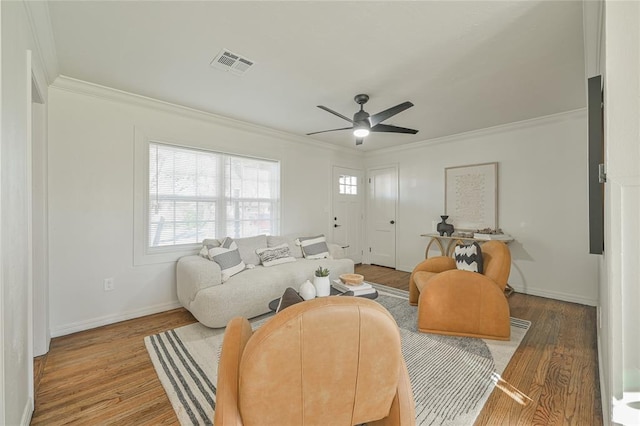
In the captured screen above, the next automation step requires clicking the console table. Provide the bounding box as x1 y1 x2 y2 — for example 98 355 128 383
420 232 514 258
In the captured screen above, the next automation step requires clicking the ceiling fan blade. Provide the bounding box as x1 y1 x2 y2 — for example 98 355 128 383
306 127 353 136
371 123 418 134
369 101 414 127
355 138 364 146
317 105 355 124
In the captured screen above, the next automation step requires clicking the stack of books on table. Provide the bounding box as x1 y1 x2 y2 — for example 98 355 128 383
332 280 376 296
473 233 513 241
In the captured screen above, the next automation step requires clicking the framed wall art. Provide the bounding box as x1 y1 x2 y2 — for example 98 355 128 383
445 162 497 231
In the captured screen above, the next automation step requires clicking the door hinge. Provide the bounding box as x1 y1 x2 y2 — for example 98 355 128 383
598 163 607 183
369 247 371 252
368 178 371 184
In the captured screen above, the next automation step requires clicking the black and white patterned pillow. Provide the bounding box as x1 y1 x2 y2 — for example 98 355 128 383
454 242 484 273
255 244 296 267
296 235 329 259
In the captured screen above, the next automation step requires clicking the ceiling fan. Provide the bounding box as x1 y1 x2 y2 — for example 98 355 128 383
307 94 418 145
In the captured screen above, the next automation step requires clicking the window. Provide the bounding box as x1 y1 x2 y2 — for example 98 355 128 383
148 142 280 249
339 174 358 195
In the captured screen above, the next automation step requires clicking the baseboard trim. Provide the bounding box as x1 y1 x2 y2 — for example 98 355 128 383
50 301 182 338
20 397 33 426
510 285 597 306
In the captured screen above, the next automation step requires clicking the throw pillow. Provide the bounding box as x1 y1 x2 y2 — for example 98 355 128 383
220 237 238 250
255 244 296 267
208 246 246 282
226 235 267 266
454 242 484 273
275 287 304 313
199 238 221 259
267 235 304 258
296 235 330 260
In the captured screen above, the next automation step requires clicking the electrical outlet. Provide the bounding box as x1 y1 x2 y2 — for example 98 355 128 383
103 278 114 291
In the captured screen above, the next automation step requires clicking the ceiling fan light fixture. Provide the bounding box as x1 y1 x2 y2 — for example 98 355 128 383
353 128 370 137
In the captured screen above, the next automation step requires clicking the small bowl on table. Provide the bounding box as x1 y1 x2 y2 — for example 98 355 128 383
339 273 364 286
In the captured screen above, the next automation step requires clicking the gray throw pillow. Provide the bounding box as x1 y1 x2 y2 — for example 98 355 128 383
297 235 329 260
208 246 246 282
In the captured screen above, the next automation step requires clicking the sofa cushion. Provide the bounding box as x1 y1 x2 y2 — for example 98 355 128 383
297 235 329 259
454 242 484 273
227 235 267 266
256 243 297 267
208 247 246 282
267 235 303 258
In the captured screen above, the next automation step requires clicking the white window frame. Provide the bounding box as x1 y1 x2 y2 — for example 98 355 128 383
134 129 281 265
338 174 358 195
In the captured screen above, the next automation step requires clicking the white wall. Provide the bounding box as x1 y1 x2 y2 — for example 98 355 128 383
47 78 363 336
605 2 640 423
364 110 598 305
1 1 53 423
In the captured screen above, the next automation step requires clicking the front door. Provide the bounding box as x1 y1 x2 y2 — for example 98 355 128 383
367 166 397 268
332 167 363 263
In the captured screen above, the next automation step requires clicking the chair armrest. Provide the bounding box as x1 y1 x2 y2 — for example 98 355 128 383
327 243 346 259
413 256 457 274
214 317 253 426
176 255 222 306
409 257 456 304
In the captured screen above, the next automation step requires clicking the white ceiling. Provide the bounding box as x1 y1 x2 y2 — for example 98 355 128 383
47 1 587 151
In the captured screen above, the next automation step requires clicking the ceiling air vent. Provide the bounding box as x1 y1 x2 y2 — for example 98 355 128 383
210 49 255 75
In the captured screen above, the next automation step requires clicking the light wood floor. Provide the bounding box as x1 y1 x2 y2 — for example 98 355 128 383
32 265 602 425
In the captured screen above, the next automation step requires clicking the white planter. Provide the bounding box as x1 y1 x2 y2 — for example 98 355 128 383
313 276 331 297
299 280 316 300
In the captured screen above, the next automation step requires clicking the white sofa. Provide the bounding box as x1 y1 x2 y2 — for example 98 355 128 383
177 234 355 328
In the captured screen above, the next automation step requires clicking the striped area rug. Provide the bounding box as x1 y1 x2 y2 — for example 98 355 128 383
145 284 530 425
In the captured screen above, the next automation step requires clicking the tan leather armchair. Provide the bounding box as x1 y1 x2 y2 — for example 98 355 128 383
215 297 416 426
409 241 512 341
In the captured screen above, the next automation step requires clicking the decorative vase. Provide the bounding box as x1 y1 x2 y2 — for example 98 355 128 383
313 276 331 297
299 280 316 300
437 215 454 236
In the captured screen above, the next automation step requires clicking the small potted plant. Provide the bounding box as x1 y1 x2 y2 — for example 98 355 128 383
313 266 331 297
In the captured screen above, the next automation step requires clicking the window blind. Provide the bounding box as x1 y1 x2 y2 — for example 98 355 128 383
148 142 280 248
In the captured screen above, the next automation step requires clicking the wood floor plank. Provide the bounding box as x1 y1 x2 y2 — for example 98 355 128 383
31 265 602 425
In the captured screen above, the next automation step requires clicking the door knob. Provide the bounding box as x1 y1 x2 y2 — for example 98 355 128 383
390 220 395 224
334 224 342 228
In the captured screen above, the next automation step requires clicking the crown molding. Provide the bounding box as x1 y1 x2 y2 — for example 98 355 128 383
50 76 361 155
364 108 587 157
23 0 59 85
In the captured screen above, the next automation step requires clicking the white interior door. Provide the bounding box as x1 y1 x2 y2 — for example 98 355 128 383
332 167 363 263
367 166 398 268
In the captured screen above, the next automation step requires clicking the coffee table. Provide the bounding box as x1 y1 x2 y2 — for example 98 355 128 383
268 285 378 312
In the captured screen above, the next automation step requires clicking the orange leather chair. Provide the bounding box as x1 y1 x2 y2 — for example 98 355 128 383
409 240 511 341
215 297 416 426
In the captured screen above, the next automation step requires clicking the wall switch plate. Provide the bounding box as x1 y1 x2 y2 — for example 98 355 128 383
103 278 114 291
